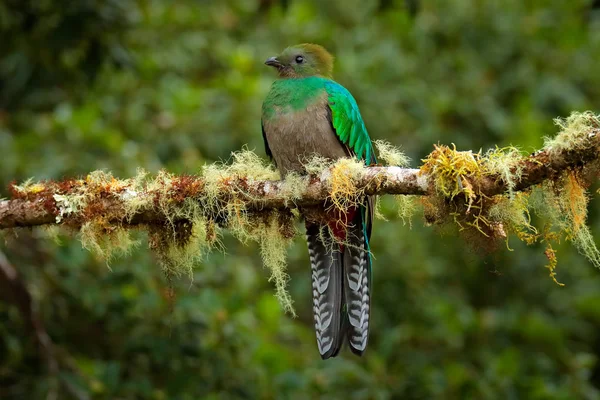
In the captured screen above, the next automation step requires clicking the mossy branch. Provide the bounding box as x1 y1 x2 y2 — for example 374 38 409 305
2 128 599 229
0 166 427 230
1 112 600 313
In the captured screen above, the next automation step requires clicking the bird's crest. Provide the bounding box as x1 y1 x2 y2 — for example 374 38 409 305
293 43 334 77
266 43 335 78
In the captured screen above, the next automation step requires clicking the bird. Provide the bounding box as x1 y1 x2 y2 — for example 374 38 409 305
261 44 376 359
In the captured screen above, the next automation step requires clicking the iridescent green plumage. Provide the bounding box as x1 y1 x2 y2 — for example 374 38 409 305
262 77 375 166
325 80 376 165
261 44 375 358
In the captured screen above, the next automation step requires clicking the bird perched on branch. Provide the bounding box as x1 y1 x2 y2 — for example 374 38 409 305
261 44 376 359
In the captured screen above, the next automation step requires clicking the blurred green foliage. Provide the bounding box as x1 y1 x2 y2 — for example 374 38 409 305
2 0 600 398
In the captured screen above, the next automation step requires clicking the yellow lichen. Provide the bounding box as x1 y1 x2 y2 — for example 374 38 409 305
421 142 556 264
11 178 40 194
329 158 366 213
422 143 525 202
421 144 483 201
544 244 564 286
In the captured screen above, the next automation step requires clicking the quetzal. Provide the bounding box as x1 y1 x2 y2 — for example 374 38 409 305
261 44 376 359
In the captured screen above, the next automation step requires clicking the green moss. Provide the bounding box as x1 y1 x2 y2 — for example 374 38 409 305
257 213 296 316
160 217 211 279
545 111 600 155
395 196 417 227
191 151 299 313
122 168 153 222
374 140 411 167
202 148 280 212
202 148 279 189
488 193 537 248
226 208 296 314
280 172 308 204
53 193 87 223
227 148 281 181
303 155 333 175
553 173 600 268
373 140 416 225
41 225 64 245
80 221 139 266
484 146 524 198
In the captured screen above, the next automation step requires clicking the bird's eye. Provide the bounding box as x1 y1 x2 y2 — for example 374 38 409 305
295 55 304 63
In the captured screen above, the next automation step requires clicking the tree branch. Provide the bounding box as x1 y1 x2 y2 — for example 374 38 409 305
0 129 600 229
1 115 599 231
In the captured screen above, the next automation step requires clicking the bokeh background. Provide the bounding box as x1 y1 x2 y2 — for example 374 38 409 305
2 0 600 398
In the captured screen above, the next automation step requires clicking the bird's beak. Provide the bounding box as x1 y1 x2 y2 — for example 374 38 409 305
265 56 282 68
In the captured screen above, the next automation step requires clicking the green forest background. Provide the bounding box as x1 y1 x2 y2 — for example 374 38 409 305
2 0 600 398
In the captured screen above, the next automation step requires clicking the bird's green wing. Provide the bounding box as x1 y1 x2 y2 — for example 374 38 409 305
325 80 376 165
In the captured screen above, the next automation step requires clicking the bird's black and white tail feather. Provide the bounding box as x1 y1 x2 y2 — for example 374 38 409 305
343 212 371 355
306 224 344 359
306 203 372 359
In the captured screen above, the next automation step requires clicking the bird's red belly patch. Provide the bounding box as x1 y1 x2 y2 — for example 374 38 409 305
327 206 357 245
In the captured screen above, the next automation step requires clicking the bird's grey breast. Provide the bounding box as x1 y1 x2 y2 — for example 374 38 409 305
262 94 347 175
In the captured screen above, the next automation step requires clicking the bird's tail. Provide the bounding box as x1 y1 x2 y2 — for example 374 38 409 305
306 197 373 359
306 223 344 359
343 201 372 355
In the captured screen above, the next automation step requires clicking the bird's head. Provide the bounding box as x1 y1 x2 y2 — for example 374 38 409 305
265 43 334 78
